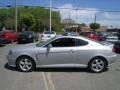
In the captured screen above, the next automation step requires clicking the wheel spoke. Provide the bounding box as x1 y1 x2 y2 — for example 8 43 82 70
95 66 99 70
20 61 25 65
24 59 29 64
20 64 26 69
98 61 104 65
26 65 32 70
92 63 97 67
98 64 103 69
95 59 99 63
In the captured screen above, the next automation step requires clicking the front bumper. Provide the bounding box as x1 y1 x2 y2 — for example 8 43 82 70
41 37 50 42
7 55 16 67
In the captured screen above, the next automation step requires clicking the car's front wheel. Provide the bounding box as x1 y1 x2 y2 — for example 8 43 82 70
16 56 35 72
88 58 107 73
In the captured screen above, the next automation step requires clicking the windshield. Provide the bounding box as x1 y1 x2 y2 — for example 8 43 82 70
21 31 33 35
36 37 56 47
44 31 55 34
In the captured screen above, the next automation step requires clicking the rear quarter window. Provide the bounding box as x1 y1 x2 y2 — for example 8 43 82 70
75 39 88 46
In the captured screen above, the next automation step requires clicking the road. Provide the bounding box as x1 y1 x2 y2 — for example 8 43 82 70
0 44 120 90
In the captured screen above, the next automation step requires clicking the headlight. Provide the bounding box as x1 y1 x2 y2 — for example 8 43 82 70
28 35 32 38
8 50 13 55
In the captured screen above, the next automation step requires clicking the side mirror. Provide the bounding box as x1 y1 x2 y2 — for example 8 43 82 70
46 44 52 57
47 44 52 53
48 44 52 48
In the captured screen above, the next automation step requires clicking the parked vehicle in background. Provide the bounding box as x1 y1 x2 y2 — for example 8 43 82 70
86 32 104 41
0 31 19 43
99 32 111 39
0 37 7 45
18 31 38 44
105 35 119 43
41 31 56 41
7 36 116 73
63 32 79 36
113 41 120 54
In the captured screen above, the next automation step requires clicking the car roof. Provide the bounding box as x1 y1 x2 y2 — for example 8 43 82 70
55 35 93 42
39 35 102 47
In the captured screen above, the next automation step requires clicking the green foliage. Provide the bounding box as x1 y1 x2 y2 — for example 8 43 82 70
20 13 35 31
90 23 100 31
0 7 61 32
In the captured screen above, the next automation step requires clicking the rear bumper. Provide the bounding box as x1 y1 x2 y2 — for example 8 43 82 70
107 54 117 65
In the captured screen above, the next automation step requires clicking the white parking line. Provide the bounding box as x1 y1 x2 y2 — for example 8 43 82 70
42 72 55 90
47 72 55 90
42 72 49 90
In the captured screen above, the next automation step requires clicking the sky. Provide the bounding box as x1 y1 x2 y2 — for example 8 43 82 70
0 0 120 27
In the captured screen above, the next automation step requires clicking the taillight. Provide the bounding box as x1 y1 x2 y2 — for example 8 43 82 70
5 35 9 38
112 47 116 53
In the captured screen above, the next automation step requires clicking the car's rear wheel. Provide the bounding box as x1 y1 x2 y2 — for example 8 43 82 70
88 58 107 73
17 56 35 72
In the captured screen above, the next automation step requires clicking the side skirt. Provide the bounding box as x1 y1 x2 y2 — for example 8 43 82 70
36 64 87 68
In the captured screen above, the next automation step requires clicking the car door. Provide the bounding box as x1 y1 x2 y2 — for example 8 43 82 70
37 37 78 65
75 38 89 65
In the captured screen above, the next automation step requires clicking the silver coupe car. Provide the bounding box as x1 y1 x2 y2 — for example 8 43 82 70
7 36 116 73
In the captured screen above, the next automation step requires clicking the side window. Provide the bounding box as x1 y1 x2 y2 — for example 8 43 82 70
75 39 88 46
50 38 75 47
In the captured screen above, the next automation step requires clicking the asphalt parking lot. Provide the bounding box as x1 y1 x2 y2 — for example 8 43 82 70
0 43 120 90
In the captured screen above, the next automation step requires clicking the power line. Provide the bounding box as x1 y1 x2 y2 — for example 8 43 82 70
1 5 120 13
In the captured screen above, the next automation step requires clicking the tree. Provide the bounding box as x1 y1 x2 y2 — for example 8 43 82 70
0 7 61 32
0 10 8 30
34 19 44 32
19 13 35 31
90 23 100 32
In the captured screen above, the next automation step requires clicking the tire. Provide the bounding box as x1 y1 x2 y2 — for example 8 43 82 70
88 58 107 73
16 56 35 72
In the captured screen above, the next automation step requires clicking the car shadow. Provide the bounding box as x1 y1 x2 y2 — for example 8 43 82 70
0 45 6 47
34 68 89 73
4 63 18 72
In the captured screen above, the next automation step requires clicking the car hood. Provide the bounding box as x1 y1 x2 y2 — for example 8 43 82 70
43 34 56 36
11 43 37 51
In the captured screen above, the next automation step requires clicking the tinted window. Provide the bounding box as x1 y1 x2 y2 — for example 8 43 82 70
50 38 75 47
75 39 88 46
22 31 33 35
0 32 5 38
44 31 55 34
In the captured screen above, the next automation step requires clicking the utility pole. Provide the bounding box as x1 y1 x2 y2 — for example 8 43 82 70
50 0 52 32
94 13 96 33
15 0 17 32
75 8 78 33
94 13 96 24
69 13 71 26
